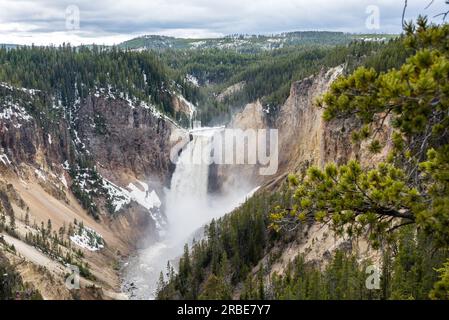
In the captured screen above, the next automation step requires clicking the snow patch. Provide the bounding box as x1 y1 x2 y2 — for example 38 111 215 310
127 181 162 211
102 179 132 212
176 94 196 118
185 74 199 87
0 153 11 166
70 226 104 251
189 40 206 48
62 160 70 170
0 82 40 95
59 173 68 189
103 179 161 212
102 178 165 231
34 169 47 181
0 102 33 122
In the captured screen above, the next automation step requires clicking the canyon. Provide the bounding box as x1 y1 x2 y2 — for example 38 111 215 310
0 61 390 300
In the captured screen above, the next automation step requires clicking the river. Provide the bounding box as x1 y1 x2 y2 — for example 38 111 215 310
121 127 257 299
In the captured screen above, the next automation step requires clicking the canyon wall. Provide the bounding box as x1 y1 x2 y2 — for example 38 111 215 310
228 66 392 289
0 84 180 298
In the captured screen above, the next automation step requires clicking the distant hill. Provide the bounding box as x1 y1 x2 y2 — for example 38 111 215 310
119 31 398 53
0 44 21 50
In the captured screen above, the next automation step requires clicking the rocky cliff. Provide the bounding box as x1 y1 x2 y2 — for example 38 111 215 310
230 65 391 184
0 83 185 299
227 66 391 288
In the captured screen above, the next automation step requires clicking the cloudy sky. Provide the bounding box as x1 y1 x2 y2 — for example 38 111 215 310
0 0 447 45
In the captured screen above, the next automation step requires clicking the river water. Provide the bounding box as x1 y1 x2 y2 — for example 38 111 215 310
122 127 257 299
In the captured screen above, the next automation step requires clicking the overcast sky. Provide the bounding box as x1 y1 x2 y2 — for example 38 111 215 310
0 0 447 45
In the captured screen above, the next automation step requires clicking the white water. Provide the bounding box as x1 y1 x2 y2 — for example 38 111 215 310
122 127 256 299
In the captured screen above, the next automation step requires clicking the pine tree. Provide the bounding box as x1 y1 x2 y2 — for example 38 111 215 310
40 221 45 239
24 209 30 226
431 261 449 300
9 212 15 230
47 219 52 237
0 214 5 229
59 224 66 242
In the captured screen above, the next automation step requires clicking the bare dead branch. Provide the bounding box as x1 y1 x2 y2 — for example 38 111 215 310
402 0 408 28
432 0 449 20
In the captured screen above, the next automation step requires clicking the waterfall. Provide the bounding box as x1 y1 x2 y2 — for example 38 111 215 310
166 128 217 243
122 127 256 299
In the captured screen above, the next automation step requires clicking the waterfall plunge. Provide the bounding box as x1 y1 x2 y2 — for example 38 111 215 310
122 127 256 299
165 129 215 243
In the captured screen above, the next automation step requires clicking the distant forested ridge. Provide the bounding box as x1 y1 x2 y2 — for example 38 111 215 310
119 31 396 53
120 31 400 125
0 33 402 126
160 38 407 125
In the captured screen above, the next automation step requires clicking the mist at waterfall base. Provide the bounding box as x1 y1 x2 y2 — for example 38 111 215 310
122 128 258 299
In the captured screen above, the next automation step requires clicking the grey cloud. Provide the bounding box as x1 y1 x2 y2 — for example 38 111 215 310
0 0 447 45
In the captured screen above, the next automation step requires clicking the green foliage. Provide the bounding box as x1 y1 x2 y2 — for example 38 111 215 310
431 259 449 300
157 221 448 300
266 19 449 299
199 274 232 300
161 48 259 86
267 251 375 300
156 191 282 299
68 164 104 219
241 226 448 300
362 37 411 72
419 145 449 245
227 42 383 113
385 227 449 300
271 161 421 248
